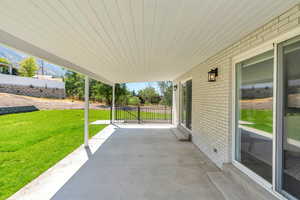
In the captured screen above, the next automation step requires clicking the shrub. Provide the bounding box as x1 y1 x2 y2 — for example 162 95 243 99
128 96 140 105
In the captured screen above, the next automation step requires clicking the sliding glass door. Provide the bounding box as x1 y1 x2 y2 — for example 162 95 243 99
234 34 300 199
180 80 192 130
235 50 274 183
277 37 300 199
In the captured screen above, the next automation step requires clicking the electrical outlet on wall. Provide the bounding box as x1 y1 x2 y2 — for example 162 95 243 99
213 148 218 153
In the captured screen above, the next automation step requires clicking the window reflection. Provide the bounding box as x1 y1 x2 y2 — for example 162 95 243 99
180 80 192 129
282 39 300 199
236 50 274 183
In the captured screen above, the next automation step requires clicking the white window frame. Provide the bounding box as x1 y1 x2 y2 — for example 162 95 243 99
231 26 300 200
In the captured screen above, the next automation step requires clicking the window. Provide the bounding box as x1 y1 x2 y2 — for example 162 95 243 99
180 79 192 130
234 34 300 200
235 50 274 183
277 36 300 199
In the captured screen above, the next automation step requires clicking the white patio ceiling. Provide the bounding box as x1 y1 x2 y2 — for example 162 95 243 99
0 0 298 85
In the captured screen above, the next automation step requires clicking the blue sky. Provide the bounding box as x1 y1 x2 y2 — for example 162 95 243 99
126 82 160 93
0 45 66 76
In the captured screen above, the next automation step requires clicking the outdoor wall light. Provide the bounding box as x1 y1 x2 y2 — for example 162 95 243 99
208 68 218 82
173 84 178 91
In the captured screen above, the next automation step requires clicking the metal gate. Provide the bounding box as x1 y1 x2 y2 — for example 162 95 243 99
113 105 172 124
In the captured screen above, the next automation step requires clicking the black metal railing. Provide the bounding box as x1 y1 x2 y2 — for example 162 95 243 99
113 105 172 124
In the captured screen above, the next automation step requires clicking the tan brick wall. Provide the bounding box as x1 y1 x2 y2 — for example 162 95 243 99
174 4 300 168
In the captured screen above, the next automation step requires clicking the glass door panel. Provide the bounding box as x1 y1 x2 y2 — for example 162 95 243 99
186 80 192 129
180 80 192 129
280 38 300 199
180 82 186 125
235 50 274 183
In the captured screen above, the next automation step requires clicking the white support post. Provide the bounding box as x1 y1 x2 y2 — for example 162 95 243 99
84 76 89 147
172 82 177 125
112 84 115 123
9 65 12 75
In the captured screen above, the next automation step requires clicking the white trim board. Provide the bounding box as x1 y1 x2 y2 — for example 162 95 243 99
180 77 192 84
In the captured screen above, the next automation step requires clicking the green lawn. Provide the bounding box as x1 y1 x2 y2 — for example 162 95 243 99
241 109 273 133
0 109 110 200
241 109 300 141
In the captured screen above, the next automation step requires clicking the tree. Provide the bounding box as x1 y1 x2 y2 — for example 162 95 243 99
116 83 130 105
128 96 140 105
89 79 106 102
138 86 160 104
18 57 39 77
64 70 130 105
64 71 85 100
97 83 129 105
158 81 173 106
0 57 10 65
131 90 136 96
0 57 11 74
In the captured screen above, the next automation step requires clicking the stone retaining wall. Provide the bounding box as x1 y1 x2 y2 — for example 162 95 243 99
242 87 273 99
0 84 65 99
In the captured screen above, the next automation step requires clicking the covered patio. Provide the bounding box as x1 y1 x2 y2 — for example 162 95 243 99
52 125 222 200
8 124 274 200
1 0 300 199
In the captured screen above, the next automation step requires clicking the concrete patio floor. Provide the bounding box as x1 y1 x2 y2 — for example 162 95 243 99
50 124 224 200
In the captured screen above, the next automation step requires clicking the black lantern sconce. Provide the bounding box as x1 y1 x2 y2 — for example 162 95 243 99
173 84 178 91
208 68 218 82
